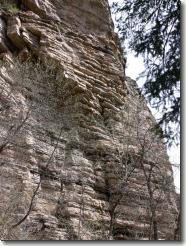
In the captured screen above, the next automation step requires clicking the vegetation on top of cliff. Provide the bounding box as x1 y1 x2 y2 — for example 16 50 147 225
0 0 19 14
112 0 180 146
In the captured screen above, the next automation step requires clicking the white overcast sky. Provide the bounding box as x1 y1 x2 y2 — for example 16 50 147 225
108 0 180 193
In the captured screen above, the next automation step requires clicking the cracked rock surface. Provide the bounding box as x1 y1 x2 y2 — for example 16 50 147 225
0 0 179 240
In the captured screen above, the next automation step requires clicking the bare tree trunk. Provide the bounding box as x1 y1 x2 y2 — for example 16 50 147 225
77 182 85 240
174 211 180 240
108 210 115 240
153 219 158 240
12 127 63 228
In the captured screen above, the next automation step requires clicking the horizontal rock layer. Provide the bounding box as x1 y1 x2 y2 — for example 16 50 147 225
0 0 178 240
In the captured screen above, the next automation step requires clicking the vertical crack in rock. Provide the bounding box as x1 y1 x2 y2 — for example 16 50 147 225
0 0 179 241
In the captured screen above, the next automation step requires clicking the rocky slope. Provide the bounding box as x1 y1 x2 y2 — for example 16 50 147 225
0 0 179 240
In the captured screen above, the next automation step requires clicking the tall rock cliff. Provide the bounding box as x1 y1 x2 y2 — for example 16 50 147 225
0 0 179 240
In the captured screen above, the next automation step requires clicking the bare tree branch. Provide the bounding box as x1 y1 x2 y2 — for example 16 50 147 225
12 127 63 228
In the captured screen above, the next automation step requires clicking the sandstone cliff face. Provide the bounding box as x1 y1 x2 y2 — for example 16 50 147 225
0 0 178 240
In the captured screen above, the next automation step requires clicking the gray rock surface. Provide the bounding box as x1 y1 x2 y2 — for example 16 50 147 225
0 0 179 240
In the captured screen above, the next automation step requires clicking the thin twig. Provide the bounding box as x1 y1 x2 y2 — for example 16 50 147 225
12 127 63 228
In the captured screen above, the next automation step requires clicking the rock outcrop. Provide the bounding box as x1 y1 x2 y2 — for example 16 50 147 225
0 0 179 240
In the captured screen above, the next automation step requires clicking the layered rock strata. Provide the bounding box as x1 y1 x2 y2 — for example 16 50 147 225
0 0 179 240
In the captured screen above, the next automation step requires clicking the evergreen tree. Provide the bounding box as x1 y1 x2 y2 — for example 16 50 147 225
112 0 181 145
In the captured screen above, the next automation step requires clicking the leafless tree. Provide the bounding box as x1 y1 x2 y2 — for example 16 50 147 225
0 57 63 239
174 210 180 240
104 100 139 239
77 178 86 240
105 89 179 240
133 101 178 240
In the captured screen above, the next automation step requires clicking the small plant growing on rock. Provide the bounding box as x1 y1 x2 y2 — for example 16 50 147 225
0 1 19 14
7 3 19 14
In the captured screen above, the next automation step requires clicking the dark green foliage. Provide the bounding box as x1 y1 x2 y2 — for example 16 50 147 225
112 0 180 145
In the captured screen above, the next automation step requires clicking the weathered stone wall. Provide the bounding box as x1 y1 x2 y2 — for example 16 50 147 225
0 0 178 240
